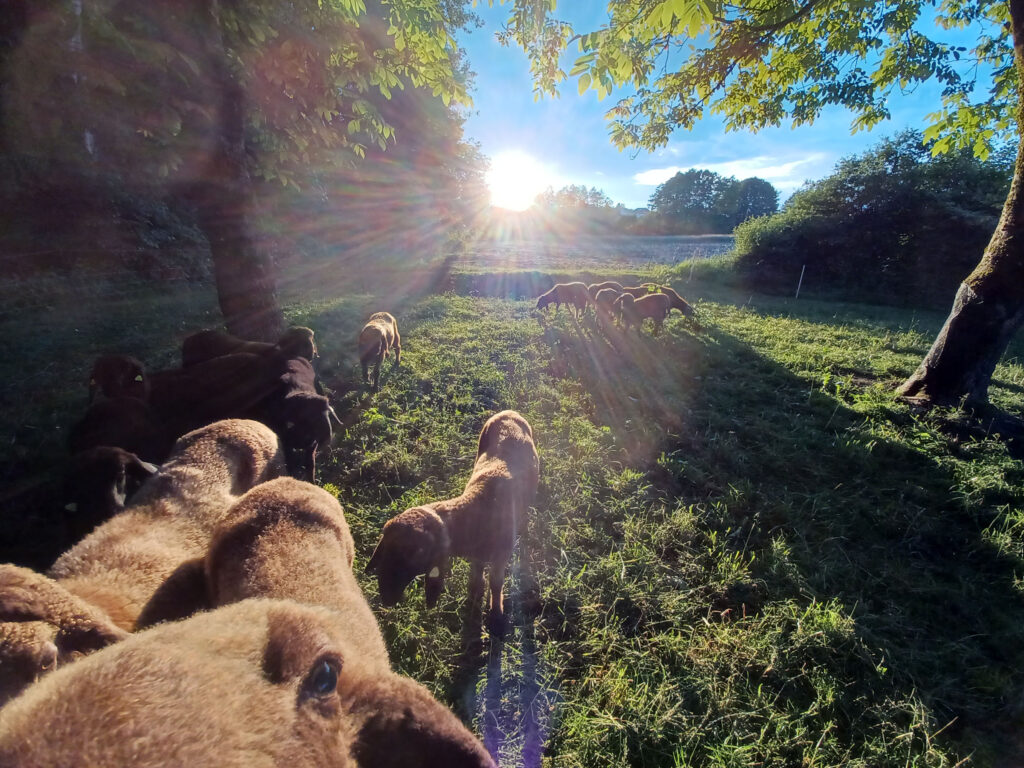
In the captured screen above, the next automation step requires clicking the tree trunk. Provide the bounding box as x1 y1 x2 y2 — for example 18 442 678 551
897 0 1024 405
183 0 282 342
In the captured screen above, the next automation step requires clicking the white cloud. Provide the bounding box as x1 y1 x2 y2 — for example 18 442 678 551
632 153 829 189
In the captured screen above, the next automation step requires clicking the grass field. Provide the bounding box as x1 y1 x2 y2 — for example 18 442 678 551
2 264 1023 766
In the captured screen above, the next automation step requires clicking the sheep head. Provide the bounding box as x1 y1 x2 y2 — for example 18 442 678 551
0 600 495 768
366 507 450 608
88 354 148 403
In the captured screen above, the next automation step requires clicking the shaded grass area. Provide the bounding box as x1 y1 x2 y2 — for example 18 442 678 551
2 272 1023 766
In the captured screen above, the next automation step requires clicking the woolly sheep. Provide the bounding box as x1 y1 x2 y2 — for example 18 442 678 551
62 446 159 541
535 282 589 318
367 410 539 635
0 599 496 768
586 281 623 300
358 312 401 391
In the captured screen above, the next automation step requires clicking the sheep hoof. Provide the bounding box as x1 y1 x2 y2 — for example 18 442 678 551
485 609 507 638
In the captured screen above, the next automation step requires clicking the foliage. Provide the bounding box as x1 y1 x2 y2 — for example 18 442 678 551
498 0 1016 159
733 130 1012 306
536 184 615 209
646 169 778 234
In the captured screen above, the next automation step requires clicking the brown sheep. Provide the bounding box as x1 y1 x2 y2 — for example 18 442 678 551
615 292 674 333
620 282 661 299
0 599 496 768
205 478 388 666
593 287 621 320
659 285 701 328
358 312 401 391
0 420 286 702
535 282 590 318
367 410 539 635
88 354 148 403
587 281 624 300
68 395 171 462
181 326 318 367
0 621 57 704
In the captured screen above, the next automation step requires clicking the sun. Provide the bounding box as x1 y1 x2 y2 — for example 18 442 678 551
486 151 554 211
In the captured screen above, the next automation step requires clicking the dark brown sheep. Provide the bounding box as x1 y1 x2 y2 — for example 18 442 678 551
181 326 318 367
62 447 159 541
0 599 496 768
535 282 590 318
367 410 539 634
659 285 701 328
0 420 286 703
205 478 388 665
358 312 401 391
87 354 148 403
68 395 172 462
587 281 624 299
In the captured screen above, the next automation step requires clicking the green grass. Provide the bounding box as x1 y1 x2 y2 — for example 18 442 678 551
3 273 1024 766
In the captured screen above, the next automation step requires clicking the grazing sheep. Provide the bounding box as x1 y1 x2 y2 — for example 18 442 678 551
587 281 623 300
620 282 661 299
63 447 159 541
367 410 539 634
593 287 621 320
0 599 496 768
87 354 148 403
615 292 673 333
205 478 388 665
181 326 318 367
535 282 590 318
659 285 701 328
358 312 401 391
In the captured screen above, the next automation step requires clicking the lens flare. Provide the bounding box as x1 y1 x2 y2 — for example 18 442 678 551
486 151 554 211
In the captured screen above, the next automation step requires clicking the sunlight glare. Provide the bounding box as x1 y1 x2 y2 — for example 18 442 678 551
486 151 554 211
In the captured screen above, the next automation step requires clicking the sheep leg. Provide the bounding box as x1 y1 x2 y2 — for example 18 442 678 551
373 348 384 391
393 334 402 366
485 562 507 637
467 560 486 608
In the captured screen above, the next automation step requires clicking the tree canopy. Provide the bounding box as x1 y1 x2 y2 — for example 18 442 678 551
498 0 1015 158
647 169 778 233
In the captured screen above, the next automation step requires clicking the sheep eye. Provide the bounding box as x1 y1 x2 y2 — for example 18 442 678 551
307 658 340 696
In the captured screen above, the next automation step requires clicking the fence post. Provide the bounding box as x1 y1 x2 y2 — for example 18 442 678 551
795 264 806 299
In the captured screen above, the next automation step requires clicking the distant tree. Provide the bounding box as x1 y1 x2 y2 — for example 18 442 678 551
538 184 614 209
648 169 745 233
501 0 1024 406
732 178 779 226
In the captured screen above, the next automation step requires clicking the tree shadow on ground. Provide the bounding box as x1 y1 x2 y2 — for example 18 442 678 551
536 309 1024 761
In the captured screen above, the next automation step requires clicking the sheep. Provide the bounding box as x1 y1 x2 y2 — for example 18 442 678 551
593 287 621 320
535 282 590 318
366 410 539 635
62 447 159 541
48 419 285 631
181 326 318 367
87 354 148 403
0 621 57 705
358 312 401 391
0 599 496 768
620 282 661 299
587 280 623 300
205 478 388 665
659 285 702 328
615 292 673 333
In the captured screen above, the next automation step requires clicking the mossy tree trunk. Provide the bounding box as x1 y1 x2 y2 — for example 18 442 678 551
183 0 282 342
897 0 1024 405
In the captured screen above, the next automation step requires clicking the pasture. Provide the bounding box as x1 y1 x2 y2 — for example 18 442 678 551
2 257 1023 766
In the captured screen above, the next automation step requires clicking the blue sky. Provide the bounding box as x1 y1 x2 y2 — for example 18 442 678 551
456 4 982 209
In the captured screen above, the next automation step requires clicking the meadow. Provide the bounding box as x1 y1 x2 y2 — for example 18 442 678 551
1 254 1023 767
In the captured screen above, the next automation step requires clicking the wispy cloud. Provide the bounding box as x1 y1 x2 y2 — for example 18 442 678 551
633 153 829 190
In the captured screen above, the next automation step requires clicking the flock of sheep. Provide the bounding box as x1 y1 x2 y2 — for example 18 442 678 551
0 306 548 767
0 280 690 765
535 280 700 333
